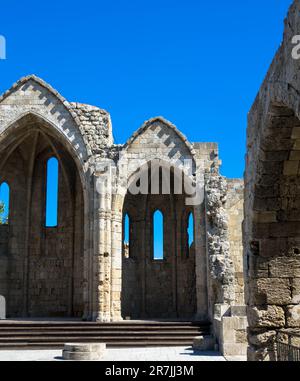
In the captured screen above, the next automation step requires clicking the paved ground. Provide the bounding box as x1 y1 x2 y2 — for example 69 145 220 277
0 347 229 361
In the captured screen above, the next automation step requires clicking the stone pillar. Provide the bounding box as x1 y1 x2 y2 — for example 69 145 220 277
110 193 124 321
91 163 112 322
194 202 208 320
82 183 93 321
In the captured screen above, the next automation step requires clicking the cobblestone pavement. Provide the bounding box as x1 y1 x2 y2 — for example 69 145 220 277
0 347 227 361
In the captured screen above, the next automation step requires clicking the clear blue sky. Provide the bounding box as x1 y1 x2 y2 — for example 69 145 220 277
0 0 293 179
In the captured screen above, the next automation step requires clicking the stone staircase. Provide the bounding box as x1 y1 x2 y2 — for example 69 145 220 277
0 321 211 349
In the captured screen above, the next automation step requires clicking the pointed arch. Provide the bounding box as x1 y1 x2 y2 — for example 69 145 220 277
0 75 81 127
0 76 90 163
0 110 90 318
123 117 196 167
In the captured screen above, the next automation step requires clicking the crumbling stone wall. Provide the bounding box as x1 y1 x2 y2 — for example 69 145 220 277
205 170 235 309
70 103 113 154
205 167 246 356
245 0 300 361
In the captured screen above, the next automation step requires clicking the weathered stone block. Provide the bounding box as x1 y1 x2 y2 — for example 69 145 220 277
269 257 300 278
292 278 300 304
260 238 287 258
247 346 276 361
248 256 269 277
250 278 291 305
286 305 300 327
248 306 285 328
231 305 247 316
283 161 299 176
236 329 247 344
289 150 300 161
193 336 215 351
248 329 276 346
222 343 247 356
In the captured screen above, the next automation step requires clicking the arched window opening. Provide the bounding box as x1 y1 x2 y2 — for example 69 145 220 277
0 182 10 225
153 210 164 260
123 213 131 258
187 212 194 257
45 157 59 228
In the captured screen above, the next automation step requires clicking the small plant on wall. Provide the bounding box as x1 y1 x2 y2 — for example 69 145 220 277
0 201 4 225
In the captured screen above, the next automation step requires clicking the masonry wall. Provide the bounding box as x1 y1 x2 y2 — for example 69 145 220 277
0 227 8 297
226 179 245 305
0 126 85 317
244 0 300 361
122 177 196 320
2 148 27 316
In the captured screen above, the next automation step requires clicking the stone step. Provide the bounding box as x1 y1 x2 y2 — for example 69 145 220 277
0 335 203 341
0 330 207 336
0 342 197 349
0 321 209 327
0 325 208 330
0 321 211 348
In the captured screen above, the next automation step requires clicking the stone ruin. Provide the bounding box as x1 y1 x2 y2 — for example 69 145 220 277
2 0 300 361
0 75 246 356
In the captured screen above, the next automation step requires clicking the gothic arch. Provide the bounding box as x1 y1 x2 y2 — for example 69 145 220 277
123 117 196 170
0 111 91 318
0 75 90 164
121 158 198 320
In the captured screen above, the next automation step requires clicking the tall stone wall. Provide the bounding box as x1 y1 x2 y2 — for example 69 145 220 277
244 0 300 361
226 179 245 305
0 227 8 298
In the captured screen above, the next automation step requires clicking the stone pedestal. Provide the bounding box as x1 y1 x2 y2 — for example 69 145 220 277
62 343 106 361
213 304 248 356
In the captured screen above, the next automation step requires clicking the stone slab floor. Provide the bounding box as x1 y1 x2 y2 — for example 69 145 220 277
0 347 240 361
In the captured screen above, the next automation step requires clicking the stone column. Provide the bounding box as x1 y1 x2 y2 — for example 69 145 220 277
110 193 124 321
82 183 92 320
91 162 112 322
194 202 208 320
